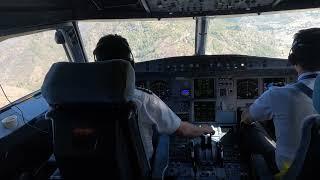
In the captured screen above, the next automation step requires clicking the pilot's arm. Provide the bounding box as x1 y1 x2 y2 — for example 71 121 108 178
241 90 273 124
175 121 214 137
144 92 214 137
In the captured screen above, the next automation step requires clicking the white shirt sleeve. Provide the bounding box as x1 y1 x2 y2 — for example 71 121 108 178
249 89 273 122
142 93 181 134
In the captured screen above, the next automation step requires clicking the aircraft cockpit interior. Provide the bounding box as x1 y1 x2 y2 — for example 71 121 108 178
134 55 296 179
1 0 320 180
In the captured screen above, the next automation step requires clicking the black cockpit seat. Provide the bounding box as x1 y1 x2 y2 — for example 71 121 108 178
282 76 320 180
41 60 150 180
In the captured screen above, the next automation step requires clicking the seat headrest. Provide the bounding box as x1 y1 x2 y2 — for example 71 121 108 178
41 60 135 105
313 76 320 113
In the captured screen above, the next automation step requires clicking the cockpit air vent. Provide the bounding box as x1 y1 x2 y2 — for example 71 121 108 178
144 0 274 13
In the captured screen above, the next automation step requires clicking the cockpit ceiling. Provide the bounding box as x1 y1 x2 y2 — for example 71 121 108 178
146 0 274 13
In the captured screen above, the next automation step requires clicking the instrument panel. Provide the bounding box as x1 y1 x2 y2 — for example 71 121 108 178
135 55 296 125
136 55 295 179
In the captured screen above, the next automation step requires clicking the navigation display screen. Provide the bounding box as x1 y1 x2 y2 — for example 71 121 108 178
236 79 259 99
194 101 215 122
263 78 286 91
194 79 215 99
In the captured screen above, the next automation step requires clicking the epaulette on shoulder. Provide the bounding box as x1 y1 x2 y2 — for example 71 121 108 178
136 87 153 94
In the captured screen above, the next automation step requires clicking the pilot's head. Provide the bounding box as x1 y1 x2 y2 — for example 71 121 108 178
93 34 134 68
289 28 320 72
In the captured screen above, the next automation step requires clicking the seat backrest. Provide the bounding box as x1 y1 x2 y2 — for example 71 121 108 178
41 60 150 180
284 76 320 180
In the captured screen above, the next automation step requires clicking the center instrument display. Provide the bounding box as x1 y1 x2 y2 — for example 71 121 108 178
194 79 215 99
194 101 216 122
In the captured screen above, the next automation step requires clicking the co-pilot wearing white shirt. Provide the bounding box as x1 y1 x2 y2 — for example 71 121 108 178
93 34 215 160
241 28 320 173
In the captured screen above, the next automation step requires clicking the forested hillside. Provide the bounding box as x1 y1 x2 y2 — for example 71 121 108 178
78 20 195 61
206 10 320 58
0 31 67 107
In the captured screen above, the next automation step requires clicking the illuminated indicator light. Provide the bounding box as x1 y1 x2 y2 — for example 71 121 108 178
241 63 245 67
181 89 190 96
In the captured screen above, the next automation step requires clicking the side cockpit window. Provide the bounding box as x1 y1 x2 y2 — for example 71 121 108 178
0 30 68 108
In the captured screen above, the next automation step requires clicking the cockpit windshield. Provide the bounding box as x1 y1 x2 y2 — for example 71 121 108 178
206 9 320 58
78 19 195 62
78 8 320 62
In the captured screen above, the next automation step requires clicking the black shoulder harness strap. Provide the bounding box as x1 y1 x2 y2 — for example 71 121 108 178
136 87 153 94
294 82 313 99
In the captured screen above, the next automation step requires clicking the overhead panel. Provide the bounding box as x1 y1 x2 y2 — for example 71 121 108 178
0 0 68 9
89 0 139 9
145 0 274 14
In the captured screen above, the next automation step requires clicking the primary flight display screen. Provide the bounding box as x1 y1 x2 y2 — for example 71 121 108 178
194 79 215 99
194 101 215 122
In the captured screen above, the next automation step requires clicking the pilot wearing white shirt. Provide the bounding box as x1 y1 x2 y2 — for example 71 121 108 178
93 34 214 160
241 28 320 173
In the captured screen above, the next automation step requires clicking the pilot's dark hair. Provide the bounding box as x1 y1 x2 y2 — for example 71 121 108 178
288 28 320 71
93 34 134 67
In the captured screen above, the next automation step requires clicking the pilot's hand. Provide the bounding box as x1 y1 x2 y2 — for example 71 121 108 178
241 109 253 125
200 124 215 135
